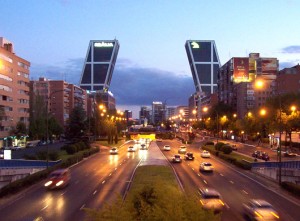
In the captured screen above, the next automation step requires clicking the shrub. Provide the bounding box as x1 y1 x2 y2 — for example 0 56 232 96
218 153 236 164
281 182 300 197
65 144 77 155
215 142 225 151
221 145 233 154
234 160 252 170
205 141 214 146
48 151 59 161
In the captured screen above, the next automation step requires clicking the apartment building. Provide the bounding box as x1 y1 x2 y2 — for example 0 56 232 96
0 37 30 144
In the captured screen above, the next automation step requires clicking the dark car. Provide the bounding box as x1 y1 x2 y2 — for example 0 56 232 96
261 152 270 161
252 150 262 158
184 152 194 160
171 154 182 163
284 151 297 157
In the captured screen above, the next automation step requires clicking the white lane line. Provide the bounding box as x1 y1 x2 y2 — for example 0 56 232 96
41 205 48 211
197 173 201 177
109 173 112 176
192 168 195 171
60 191 67 196
75 180 79 184
93 190 97 195
102 180 106 184
242 190 248 195
80 204 85 210
115 168 117 170
120 163 122 166
203 180 207 184
220 173 224 176
230 180 234 184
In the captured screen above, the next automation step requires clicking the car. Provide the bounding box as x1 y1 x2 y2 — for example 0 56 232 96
199 162 214 172
230 144 238 151
0 150 4 159
171 154 182 163
109 147 118 154
243 199 280 221
201 150 211 158
26 143 35 148
284 151 297 157
163 145 171 151
184 152 194 160
44 169 71 189
261 152 270 161
140 144 148 150
178 146 187 154
127 146 136 152
199 188 225 213
252 150 262 158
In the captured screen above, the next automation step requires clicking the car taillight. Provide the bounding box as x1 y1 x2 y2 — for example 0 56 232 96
56 180 64 186
44 181 53 187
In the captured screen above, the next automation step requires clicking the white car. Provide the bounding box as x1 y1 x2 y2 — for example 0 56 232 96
199 162 214 172
243 199 280 220
109 147 118 154
199 188 225 213
127 146 136 152
178 146 187 154
201 150 210 158
163 145 171 151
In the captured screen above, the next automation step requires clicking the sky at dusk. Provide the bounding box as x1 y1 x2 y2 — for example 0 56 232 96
1 0 300 118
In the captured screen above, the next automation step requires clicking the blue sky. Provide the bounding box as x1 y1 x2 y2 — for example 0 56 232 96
1 0 300 117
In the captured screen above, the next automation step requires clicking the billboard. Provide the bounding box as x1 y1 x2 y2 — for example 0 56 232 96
261 58 278 74
233 58 250 83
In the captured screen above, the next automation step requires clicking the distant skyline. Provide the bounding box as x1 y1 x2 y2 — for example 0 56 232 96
1 0 300 118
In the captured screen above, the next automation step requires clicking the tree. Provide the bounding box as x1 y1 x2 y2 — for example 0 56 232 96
10 121 27 138
65 106 87 140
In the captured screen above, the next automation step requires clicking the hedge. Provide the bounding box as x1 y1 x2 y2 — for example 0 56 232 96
281 182 300 197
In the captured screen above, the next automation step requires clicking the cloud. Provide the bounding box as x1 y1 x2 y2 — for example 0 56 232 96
30 57 195 106
281 45 300 53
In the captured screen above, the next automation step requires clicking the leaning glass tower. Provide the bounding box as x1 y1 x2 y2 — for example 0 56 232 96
80 40 120 92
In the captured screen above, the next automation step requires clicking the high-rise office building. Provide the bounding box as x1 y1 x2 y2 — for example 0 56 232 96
0 37 30 144
80 40 120 92
185 40 221 95
152 102 165 125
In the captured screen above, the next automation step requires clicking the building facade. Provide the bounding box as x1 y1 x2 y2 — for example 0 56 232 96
152 102 165 125
277 64 300 94
0 37 30 144
218 53 278 118
139 106 151 125
79 40 120 92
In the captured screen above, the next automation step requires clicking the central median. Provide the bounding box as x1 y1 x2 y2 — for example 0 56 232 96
85 165 220 221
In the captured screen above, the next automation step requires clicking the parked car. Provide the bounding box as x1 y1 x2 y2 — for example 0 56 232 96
243 199 279 220
230 144 238 151
11 145 22 151
178 146 187 154
44 169 71 190
284 151 297 157
199 162 214 172
252 150 262 158
109 147 118 154
261 152 270 161
199 188 225 213
201 150 211 158
172 154 182 163
163 145 171 151
184 152 194 160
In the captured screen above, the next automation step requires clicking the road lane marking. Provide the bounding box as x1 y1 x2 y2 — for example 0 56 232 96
80 204 85 210
197 173 201 177
115 168 117 170
230 181 234 184
93 190 97 195
120 163 122 166
60 191 67 196
102 180 105 184
109 173 112 176
220 173 224 176
41 205 48 211
203 180 207 184
192 168 194 171
75 180 79 184
242 190 248 194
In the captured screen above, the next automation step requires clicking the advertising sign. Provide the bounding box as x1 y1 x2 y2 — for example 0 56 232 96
233 58 249 83
261 58 278 74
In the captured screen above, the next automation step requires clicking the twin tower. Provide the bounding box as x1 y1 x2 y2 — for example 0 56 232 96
79 40 221 97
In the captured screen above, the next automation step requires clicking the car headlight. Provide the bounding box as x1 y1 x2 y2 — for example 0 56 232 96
44 181 53 187
56 180 64 186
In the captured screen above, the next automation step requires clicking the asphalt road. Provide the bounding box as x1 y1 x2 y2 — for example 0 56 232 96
0 141 142 221
156 138 300 221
